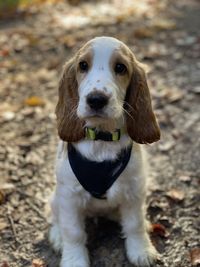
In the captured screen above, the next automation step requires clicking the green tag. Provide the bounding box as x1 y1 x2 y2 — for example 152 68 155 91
112 131 119 141
86 128 96 140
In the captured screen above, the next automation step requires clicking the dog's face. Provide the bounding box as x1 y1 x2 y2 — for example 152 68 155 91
56 37 160 143
76 38 132 122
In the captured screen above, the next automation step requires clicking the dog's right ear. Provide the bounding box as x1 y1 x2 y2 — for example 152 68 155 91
55 58 85 142
125 60 160 144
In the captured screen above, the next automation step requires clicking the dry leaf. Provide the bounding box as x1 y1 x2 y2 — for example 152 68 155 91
0 191 5 205
166 189 185 202
0 183 15 202
192 86 200 94
158 141 175 152
179 175 191 182
152 19 176 30
159 87 184 103
0 1 19 19
0 49 10 57
166 90 184 103
134 27 155 38
0 220 7 231
14 73 28 85
36 68 56 82
0 261 10 267
0 183 15 190
116 14 127 23
0 111 15 122
32 259 46 267
24 96 45 107
190 248 200 266
150 223 169 238
62 36 77 48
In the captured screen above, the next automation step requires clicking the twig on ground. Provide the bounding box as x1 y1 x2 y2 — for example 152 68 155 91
28 201 45 220
7 214 18 243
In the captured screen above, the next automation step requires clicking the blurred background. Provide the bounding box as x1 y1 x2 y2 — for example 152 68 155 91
0 0 200 266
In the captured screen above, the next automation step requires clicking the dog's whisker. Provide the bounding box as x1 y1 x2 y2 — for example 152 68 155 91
122 107 134 121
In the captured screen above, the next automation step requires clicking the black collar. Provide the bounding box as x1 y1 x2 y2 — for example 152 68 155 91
68 143 132 199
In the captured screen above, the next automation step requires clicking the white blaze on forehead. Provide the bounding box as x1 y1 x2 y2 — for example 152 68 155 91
91 37 121 72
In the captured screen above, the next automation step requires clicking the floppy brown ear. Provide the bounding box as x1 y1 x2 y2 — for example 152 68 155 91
125 61 160 144
55 58 85 142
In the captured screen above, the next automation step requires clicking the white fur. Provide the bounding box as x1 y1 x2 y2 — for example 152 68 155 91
50 37 157 267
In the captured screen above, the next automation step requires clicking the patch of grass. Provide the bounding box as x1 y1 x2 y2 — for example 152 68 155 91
0 0 62 19
0 0 20 10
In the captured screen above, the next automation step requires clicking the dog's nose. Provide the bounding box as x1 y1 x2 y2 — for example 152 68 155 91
87 93 108 111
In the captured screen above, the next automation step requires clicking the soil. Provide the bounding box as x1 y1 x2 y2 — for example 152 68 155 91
0 0 199 266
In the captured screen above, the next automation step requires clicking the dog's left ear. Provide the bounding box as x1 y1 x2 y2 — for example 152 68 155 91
125 60 160 144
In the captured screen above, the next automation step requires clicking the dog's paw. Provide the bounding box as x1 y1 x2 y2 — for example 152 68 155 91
49 224 62 252
125 236 158 267
60 245 89 267
60 259 89 267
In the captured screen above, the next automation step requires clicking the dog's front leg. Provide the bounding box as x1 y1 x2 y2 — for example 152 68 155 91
59 195 89 267
120 201 157 267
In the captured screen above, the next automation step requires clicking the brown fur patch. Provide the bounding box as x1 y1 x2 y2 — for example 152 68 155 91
125 59 160 144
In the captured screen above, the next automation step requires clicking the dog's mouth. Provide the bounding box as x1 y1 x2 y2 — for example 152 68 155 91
82 112 113 128
83 110 109 120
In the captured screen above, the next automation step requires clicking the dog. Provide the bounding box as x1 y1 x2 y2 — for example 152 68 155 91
49 36 160 267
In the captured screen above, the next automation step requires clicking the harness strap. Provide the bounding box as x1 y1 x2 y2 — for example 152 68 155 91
68 143 132 199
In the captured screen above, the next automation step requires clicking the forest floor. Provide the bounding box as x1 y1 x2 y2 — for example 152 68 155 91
0 0 200 266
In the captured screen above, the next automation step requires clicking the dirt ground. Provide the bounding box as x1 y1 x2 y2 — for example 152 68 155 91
0 0 199 266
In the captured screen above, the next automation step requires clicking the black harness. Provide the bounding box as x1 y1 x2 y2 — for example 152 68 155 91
68 143 132 199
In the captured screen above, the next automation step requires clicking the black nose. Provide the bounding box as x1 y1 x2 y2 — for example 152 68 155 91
87 93 108 111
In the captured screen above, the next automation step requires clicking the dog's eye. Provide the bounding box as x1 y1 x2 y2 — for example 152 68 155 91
114 63 127 75
79 61 89 72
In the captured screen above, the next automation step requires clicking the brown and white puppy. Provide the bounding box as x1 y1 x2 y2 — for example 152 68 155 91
50 36 160 267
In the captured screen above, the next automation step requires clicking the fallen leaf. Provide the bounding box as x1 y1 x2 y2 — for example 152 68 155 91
0 221 8 231
152 19 176 30
0 183 15 191
192 86 200 94
176 36 197 46
0 111 15 122
68 0 82 5
0 191 5 205
0 1 19 19
171 129 182 139
179 175 191 183
36 68 56 82
190 248 200 266
32 259 47 267
62 36 77 48
0 103 18 113
0 49 10 57
116 14 128 23
166 189 185 202
14 73 28 85
158 141 175 152
134 27 155 38
166 90 184 103
24 96 45 107
0 261 10 267
150 223 169 238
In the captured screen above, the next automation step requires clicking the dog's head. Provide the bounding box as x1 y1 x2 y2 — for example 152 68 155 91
56 36 160 143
